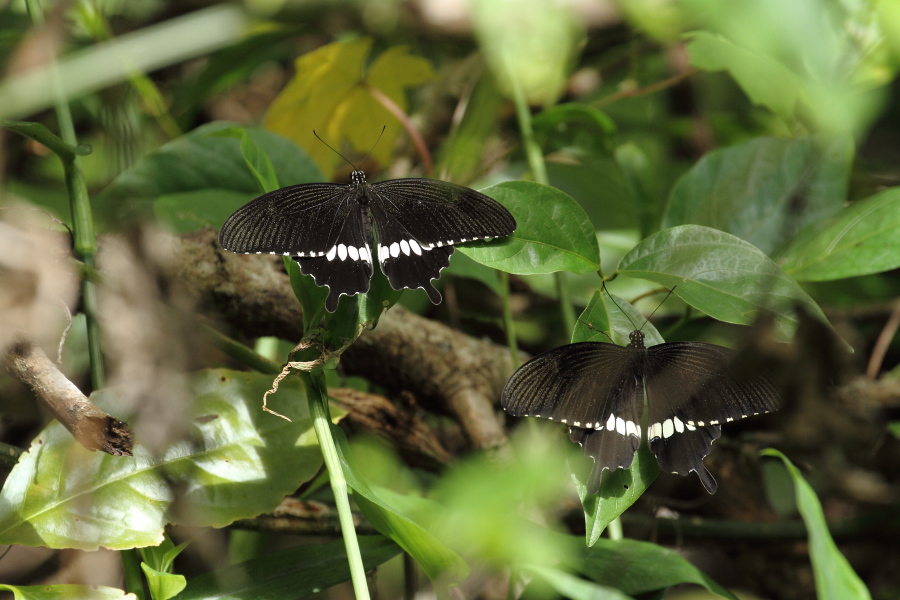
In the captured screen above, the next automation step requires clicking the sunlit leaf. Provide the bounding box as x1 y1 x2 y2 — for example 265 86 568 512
664 136 853 255
0 370 328 550
779 187 900 281
761 450 871 600
177 536 401 600
0 585 135 600
616 225 829 341
264 39 434 179
460 181 600 275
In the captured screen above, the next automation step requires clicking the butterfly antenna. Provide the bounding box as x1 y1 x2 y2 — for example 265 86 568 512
639 286 677 332
313 130 358 170
577 318 615 343
360 125 386 166
601 281 638 331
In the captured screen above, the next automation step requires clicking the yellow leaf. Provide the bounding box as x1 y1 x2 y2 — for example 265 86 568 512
264 38 435 179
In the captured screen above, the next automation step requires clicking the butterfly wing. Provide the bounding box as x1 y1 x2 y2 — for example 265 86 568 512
501 343 644 492
367 201 453 303
365 179 514 301
219 183 353 256
644 342 780 494
369 179 517 245
293 205 374 312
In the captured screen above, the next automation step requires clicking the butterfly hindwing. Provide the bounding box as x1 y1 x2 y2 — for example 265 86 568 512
293 205 374 312
219 184 354 256
369 179 517 246
643 342 779 494
368 202 453 303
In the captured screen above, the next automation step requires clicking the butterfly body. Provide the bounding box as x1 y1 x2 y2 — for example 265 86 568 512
501 329 780 494
219 170 516 311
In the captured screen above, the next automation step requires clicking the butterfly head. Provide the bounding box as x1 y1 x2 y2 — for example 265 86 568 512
628 330 646 348
350 170 367 186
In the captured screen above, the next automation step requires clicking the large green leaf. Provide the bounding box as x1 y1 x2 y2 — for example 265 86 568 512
616 225 828 341
779 187 900 281
0 585 134 600
153 189 253 234
663 136 852 255
96 122 322 228
761 450 871 600
459 181 600 275
177 536 401 600
264 38 434 179
0 370 326 550
333 428 469 586
561 534 738 600
522 564 633 600
571 290 665 346
686 31 806 119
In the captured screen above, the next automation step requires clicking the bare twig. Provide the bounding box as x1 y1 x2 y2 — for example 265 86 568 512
232 497 376 536
866 300 900 380
364 83 434 176
5 341 133 456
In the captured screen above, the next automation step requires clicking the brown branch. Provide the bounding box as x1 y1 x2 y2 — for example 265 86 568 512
232 497 377 535
171 229 518 451
866 300 900 380
593 67 699 109
5 340 133 456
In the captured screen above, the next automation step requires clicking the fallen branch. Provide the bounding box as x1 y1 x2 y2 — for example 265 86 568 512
5 341 134 456
171 228 519 451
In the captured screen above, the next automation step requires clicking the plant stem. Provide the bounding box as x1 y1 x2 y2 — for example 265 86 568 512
607 517 623 541
302 371 371 600
121 549 147 600
201 323 282 375
506 61 575 335
499 271 519 369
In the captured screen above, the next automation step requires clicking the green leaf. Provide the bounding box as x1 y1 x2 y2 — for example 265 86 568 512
97 122 322 228
140 535 191 573
141 564 186 600
471 0 583 106
177 536 401 600
459 181 600 275
663 136 852 255
153 189 254 234
333 427 469 585
561 534 738 599
686 31 806 119
444 251 504 296
888 422 900 439
779 187 900 281
616 225 829 341
284 256 327 331
572 290 665 346
264 38 434 179
532 103 617 155
574 444 659 547
522 564 633 600
0 585 135 600
761 450 872 600
208 127 280 193
0 370 327 550
614 143 660 239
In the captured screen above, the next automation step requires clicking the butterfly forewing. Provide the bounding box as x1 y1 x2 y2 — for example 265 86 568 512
370 179 516 247
293 205 374 312
219 184 354 256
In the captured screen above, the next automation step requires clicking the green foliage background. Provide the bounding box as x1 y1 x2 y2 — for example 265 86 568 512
1 1 899 600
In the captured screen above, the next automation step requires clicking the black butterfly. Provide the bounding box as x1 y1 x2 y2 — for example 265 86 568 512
219 170 516 312
501 310 780 494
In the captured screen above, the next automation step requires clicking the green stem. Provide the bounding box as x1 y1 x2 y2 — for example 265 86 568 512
121 549 147 600
506 59 575 335
302 371 370 600
499 271 519 369
555 272 577 337
606 517 623 541
201 323 282 375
